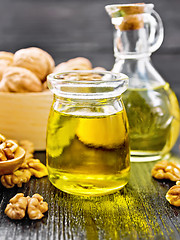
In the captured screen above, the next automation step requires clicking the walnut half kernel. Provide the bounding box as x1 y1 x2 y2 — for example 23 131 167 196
151 160 180 207
151 160 180 182
5 193 48 220
27 194 48 220
166 184 180 207
0 138 18 162
0 139 48 188
4 193 28 220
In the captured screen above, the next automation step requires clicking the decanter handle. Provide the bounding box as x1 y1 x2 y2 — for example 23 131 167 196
148 9 164 53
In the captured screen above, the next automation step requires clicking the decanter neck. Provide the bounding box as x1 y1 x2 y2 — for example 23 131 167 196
113 56 150 76
114 28 151 59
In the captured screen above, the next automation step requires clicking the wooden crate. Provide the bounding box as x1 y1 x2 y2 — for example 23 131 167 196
0 90 53 150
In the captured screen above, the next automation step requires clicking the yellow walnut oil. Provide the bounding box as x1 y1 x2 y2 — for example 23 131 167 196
123 83 180 161
46 106 130 196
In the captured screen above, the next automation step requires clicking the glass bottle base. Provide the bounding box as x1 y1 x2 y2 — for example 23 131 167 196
48 170 130 197
130 151 171 162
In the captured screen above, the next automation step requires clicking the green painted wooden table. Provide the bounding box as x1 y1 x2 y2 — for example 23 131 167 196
0 142 180 240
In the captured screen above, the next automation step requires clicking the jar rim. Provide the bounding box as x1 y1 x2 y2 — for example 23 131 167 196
47 70 129 100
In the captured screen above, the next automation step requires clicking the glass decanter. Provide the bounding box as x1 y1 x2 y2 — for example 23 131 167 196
105 3 180 161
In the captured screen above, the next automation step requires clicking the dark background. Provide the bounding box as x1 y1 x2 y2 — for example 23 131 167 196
0 0 179 97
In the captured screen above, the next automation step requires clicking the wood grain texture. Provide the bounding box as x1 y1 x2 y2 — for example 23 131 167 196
0 91 53 150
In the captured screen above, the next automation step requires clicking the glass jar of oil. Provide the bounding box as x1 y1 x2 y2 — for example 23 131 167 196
105 3 180 161
46 71 130 196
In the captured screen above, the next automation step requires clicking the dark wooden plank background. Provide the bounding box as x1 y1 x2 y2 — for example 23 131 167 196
0 0 180 239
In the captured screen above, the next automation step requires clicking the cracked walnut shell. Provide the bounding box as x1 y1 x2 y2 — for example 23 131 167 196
0 66 42 92
151 160 180 181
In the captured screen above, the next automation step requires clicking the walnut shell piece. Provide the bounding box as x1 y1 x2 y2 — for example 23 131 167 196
4 193 28 220
27 193 48 220
0 66 42 92
166 185 180 207
151 160 180 182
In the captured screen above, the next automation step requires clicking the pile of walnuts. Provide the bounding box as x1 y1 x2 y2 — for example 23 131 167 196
0 134 18 161
0 133 48 220
0 137 48 188
0 49 106 93
0 48 55 93
152 160 180 207
54 56 105 73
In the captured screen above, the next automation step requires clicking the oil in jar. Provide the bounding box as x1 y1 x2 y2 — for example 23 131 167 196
46 108 130 196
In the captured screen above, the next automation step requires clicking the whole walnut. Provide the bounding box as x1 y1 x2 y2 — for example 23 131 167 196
0 60 12 81
0 51 14 80
32 47 55 75
0 66 42 92
13 47 55 82
0 51 14 63
93 67 106 72
54 57 92 73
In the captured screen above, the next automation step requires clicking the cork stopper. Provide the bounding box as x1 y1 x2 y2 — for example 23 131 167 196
105 3 154 31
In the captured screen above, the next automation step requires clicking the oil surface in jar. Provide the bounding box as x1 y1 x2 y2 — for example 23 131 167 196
123 83 180 160
46 108 130 196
